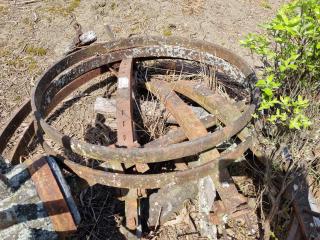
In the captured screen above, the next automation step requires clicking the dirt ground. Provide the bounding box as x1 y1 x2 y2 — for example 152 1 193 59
0 0 288 125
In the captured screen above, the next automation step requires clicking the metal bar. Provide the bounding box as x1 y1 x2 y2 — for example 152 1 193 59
57 137 252 189
26 156 77 238
0 99 31 154
46 156 81 225
146 79 208 140
30 36 258 164
116 58 135 147
9 122 34 165
144 115 217 147
147 79 211 171
116 58 139 231
171 80 263 158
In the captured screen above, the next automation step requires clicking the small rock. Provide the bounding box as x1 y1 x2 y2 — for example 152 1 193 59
79 31 97 45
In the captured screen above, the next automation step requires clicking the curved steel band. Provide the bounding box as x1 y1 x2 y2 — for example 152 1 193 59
53 136 252 189
31 36 258 164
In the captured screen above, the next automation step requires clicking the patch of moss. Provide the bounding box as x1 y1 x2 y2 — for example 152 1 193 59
0 5 8 15
25 46 47 56
22 17 33 26
46 0 81 16
0 49 10 58
67 0 81 12
7 58 24 68
162 27 172 37
25 56 38 71
14 95 22 102
110 2 116 11
260 0 271 9
6 56 39 72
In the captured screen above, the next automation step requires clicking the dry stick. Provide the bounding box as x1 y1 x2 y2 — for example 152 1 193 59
88 192 110 238
263 147 295 240
13 0 41 5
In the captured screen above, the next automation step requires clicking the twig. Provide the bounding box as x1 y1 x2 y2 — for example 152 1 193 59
13 0 41 5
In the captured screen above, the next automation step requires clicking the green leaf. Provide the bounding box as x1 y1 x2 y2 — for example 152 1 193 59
288 16 301 27
279 65 287 72
252 113 259 119
256 79 266 87
263 88 273 97
289 117 301 129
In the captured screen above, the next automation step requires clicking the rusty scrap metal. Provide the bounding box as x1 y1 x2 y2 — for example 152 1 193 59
26 156 77 238
31 36 258 164
116 58 139 231
1 36 319 239
148 80 252 227
171 80 262 157
146 79 208 140
0 99 31 154
116 58 135 147
57 137 252 189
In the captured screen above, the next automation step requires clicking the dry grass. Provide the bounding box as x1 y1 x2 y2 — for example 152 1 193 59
182 0 205 15
249 93 320 239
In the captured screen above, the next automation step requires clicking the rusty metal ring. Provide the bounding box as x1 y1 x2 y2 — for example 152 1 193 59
31 36 258 164
51 136 252 189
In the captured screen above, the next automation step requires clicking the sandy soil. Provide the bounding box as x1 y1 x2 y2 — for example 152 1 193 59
0 0 287 124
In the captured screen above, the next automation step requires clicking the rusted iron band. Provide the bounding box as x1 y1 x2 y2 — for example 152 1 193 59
33 36 254 111
0 99 31 154
146 79 208 139
116 58 135 147
0 67 105 164
27 156 77 237
57 136 252 189
31 36 257 163
9 122 35 165
145 114 217 147
41 103 254 163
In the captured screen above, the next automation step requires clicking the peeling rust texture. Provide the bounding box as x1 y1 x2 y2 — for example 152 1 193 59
116 58 138 230
147 79 208 140
171 80 262 157
116 58 135 147
145 115 217 147
2 36 318 238
0 99 31 154
31 36 258 164
57 137 252 189
27 157 77 238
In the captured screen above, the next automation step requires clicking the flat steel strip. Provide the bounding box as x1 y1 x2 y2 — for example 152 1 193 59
26 157 77 238
9 122 34 165
57 137 252 189
116 58 139 231
146 80 208 140
169 81 251 213
171 80 263 158
0 99 31 154
116 58 135 147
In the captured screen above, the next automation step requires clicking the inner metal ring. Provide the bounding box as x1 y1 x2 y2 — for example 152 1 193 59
31 36 258 164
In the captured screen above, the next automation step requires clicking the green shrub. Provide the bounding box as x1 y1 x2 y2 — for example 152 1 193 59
241 0 320 129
